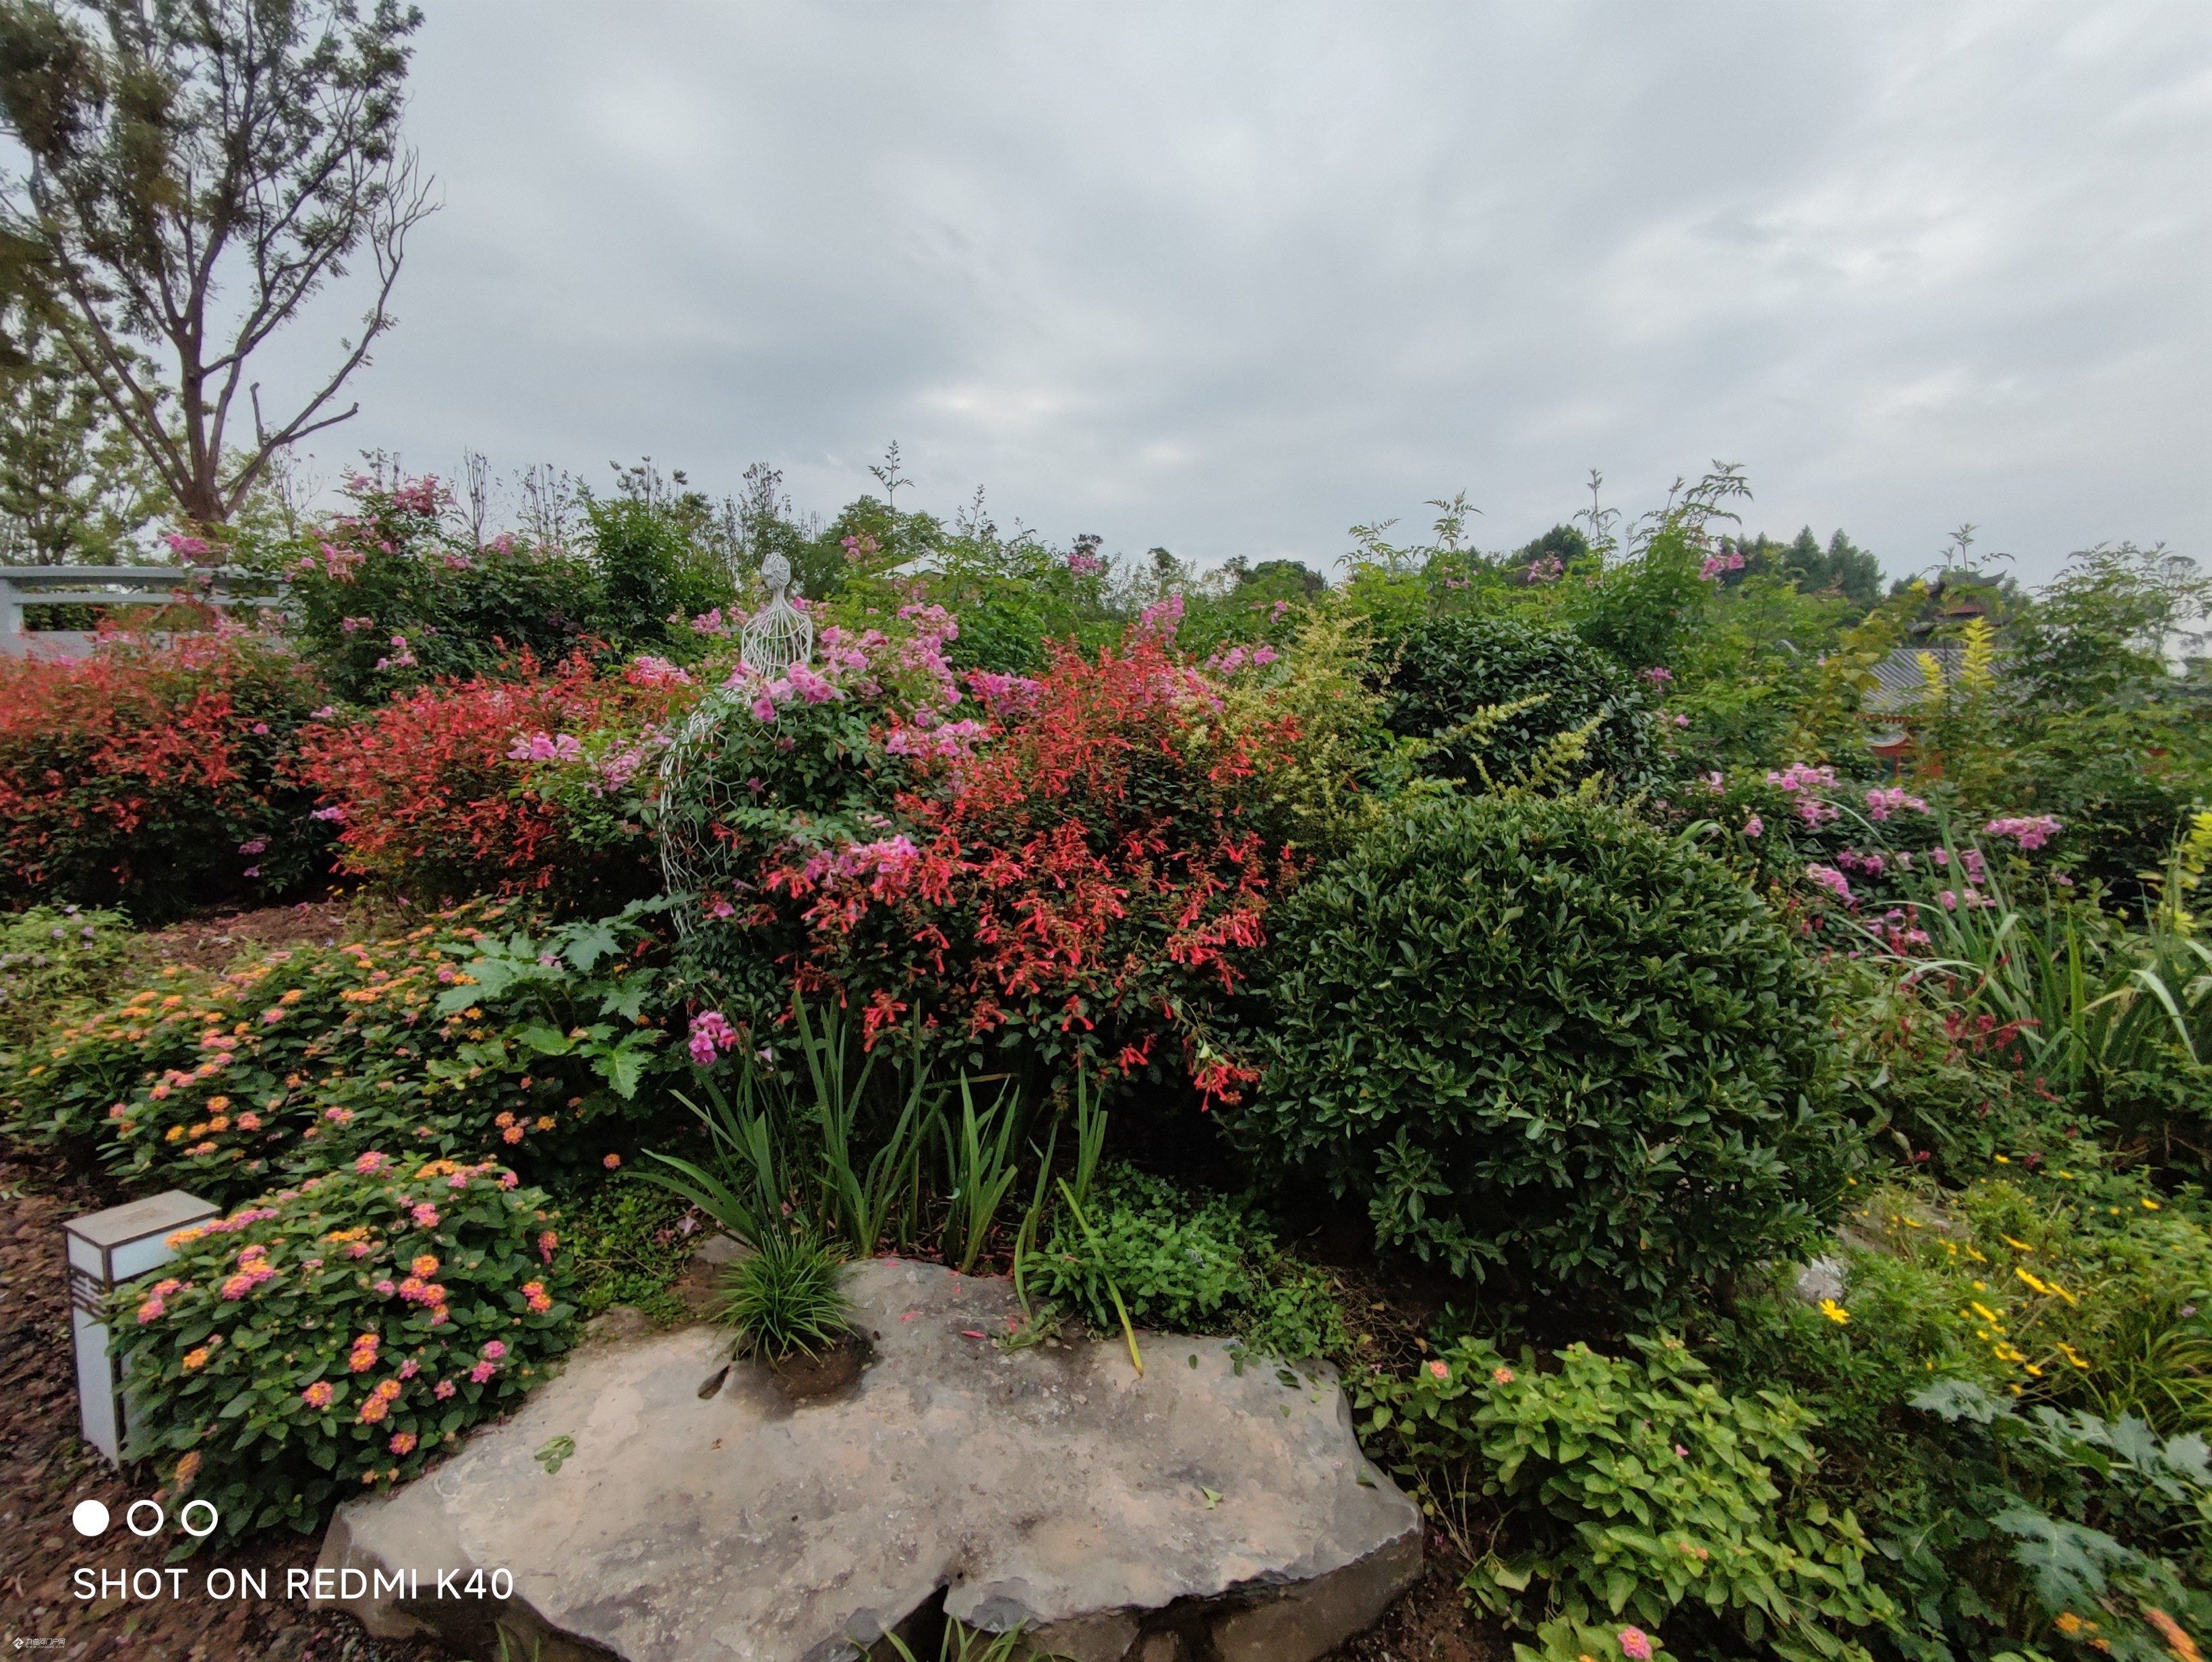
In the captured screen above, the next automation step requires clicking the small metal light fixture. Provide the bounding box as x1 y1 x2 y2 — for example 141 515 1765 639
63 1190 219 1464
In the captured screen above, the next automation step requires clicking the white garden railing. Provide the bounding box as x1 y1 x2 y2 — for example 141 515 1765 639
0 566 287 657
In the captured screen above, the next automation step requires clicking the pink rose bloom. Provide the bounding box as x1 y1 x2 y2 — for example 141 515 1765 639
1426 1360 1449 1381
434 1379 457 1400
1742 814 1763 838
481 1340 508 1360
301 1381 334 1409
469 1360 496 1384
411 1204 439 1228
1619 1628 1654 1662
399 1358 420 1379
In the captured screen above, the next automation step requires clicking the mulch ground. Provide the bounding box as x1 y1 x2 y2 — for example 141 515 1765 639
127 897 419 977
1322 1548 1509 1662
2 898 1499 1662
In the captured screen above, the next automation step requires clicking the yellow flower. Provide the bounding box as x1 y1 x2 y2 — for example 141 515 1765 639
1970 1302 2002 1325
2016 1268 2051 1295
2000 1235 2034 1253
2143 1197 2163 1211
181 1347 211 1372
1993 1153 2010 1164
1818 1299 1851 1325
2055 1341 2092 1371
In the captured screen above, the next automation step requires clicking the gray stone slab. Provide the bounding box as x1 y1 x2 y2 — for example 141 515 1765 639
317 1257 1418 1661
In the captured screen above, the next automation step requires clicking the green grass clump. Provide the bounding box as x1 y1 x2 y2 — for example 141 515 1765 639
0 904 133 1063
564 1171 701 1327
718 1232 850 1360
1032 1164 1350 1364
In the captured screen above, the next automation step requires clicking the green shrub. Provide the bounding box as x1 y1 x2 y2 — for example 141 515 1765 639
0 904 133 1064
4 900 672 1203
716 1232 850 1360
1827 956 2081 1186
1385 612 1652 789
1356 1332 1894 1662
1705 1165 2212 1662
1229 794 1849 1311
1202 610 1402 861
1030 1164 1350 1363
285 474 611 706
108 1157 575 1540
585 493 734 654
564 1170 701 1326
1896 1380 2212 1662
1726 1166 2212 1439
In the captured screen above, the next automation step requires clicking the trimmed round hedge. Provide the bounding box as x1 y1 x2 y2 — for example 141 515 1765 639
1385 612 1651 788
1227 793 1848 1311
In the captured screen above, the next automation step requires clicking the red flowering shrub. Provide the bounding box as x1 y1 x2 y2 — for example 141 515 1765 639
0 632 328 922
694 614 1298 1103
292 652 695 907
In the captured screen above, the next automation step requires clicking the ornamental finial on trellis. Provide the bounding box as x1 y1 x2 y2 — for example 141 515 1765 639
740 551 811 679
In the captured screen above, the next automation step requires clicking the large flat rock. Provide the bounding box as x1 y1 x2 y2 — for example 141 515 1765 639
316 1258 1419 1661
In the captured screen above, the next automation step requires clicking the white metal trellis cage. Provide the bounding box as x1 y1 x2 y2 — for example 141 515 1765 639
739 551 811 680
658 551 815 935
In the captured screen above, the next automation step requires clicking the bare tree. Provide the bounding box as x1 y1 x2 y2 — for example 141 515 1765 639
0 0 436 530
459 445 489 548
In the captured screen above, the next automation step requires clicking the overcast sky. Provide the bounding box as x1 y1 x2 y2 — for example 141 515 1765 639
259 0 2211 587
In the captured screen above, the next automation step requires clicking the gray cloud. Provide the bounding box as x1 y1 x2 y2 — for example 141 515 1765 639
252 0 2211 583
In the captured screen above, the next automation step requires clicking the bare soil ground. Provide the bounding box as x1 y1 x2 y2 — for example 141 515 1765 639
128 897 419 977
1322 1547 1509 1662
